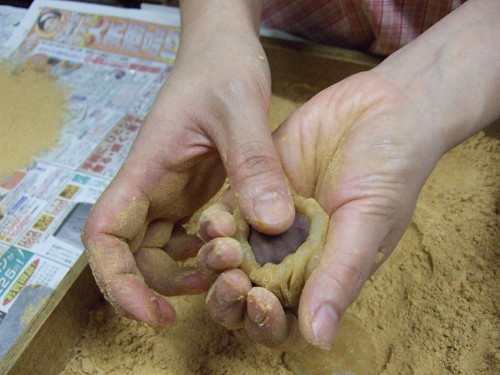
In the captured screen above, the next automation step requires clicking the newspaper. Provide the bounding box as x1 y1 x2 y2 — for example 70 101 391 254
0 6 27 47
0 0 183 359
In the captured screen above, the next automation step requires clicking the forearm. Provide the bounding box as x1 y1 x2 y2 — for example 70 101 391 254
178 0 263 51
373 0 500 153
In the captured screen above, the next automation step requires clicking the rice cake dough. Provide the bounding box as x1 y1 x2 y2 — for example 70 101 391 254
233 195 329 308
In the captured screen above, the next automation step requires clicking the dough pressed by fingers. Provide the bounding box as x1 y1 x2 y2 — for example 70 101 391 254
233 195 328 307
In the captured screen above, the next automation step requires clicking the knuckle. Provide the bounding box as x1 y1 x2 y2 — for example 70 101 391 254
229 141 282 186
323 259 367 306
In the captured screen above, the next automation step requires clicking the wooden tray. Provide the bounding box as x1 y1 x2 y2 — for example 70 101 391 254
0 37 380 375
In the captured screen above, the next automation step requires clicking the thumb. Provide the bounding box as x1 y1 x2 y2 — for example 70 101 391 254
298 199 409 349
215 111 294 235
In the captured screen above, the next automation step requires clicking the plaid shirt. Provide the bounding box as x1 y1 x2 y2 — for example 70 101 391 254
261 0 465 56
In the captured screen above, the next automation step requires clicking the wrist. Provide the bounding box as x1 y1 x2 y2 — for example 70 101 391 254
179 0 263 48
174 0 266 83
373 0 500 153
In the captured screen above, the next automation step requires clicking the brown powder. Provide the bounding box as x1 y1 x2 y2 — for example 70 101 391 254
64 295 292 375
61 96 500 375
0 59 67 179
350 131 500 374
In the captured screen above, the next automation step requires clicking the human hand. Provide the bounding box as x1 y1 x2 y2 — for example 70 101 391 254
198 69 449 349
82 1 295 328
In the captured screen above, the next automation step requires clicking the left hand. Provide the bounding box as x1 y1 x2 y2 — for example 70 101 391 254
81 2 293 327
197 69 448 349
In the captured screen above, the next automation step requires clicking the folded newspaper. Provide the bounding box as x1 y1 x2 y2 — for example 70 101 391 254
0 0 184 360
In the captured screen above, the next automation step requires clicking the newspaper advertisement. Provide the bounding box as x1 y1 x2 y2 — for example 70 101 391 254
0 0 182 359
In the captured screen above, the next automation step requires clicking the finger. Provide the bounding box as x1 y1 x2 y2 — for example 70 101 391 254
244 287 298 348
205 268 251 330
85 233 176 327
272 109 319 198
298 202 401 349
210 108 295 235
83 179 176 327
196 237 243 281
198 189 238 241
163 224 204 261
140 219 173 249
135 247 210 296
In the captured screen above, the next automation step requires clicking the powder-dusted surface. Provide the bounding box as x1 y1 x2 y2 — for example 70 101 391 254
61 96 500 375
350 131 500 374
64 296 292 375
0 60 66 179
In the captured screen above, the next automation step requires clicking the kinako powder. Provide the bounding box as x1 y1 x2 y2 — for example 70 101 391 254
0 59 67 179
61 95 500 375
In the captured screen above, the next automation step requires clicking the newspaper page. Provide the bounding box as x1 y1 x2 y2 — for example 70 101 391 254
0 6 27 47
0 0 182 359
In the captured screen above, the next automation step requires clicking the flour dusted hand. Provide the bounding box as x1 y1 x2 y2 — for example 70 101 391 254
197 0 500 349
82 0 294 327
198 71 444 347
83 0 500 348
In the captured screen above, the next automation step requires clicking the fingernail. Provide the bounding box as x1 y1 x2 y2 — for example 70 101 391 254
254 192 293 226
154 294 176 327
246 292 269 326
312 303 338 349
158 312 175 327
248 307 268 326
214 272 241 306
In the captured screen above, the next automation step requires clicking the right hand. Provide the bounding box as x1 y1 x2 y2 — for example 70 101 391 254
82 17 294 327
195 0 500 347
196 68 449 349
